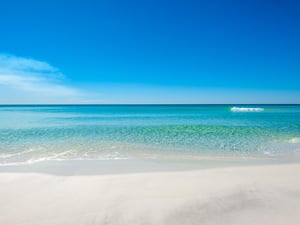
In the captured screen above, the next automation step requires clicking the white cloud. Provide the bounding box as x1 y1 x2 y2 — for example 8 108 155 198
0 54 88 104
0 54 58 73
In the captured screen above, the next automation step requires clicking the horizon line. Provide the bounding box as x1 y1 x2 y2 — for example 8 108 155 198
0 103 300 106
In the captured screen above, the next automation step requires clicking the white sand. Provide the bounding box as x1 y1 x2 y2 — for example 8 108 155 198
0 163 299 225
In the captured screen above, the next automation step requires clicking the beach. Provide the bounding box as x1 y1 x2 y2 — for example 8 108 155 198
0 161 299 225
1 105 300 224
1 0 300 222
1 0 299 222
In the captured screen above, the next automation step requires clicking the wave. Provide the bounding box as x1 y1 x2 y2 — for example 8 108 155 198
287 137 300 144
0 150 129 166
0 149 35 159
230 107 264 112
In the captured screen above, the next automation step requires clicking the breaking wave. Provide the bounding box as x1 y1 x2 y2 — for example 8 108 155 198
230 107 264 112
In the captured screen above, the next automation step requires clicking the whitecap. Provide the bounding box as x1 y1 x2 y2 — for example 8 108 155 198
230 107 264 112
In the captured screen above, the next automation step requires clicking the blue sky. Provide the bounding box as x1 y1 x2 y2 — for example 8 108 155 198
0 0 299 104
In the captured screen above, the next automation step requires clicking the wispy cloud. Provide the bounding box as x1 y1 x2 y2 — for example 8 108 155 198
0 54 89 104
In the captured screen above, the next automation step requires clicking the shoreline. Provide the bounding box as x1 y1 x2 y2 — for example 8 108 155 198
0 154 299 175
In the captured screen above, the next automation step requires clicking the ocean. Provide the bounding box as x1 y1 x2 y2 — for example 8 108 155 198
1 105 300 165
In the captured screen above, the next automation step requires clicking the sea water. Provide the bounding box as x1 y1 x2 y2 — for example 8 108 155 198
0 105 300 165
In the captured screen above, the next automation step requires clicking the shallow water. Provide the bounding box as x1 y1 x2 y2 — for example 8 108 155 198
0 105 300 165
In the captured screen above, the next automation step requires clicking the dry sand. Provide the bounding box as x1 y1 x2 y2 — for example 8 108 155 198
0 163 299 225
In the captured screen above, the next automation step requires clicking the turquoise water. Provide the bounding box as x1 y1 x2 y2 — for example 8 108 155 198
0 105 300 165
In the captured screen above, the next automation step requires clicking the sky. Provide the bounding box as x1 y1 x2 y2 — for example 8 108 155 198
0 0 299 104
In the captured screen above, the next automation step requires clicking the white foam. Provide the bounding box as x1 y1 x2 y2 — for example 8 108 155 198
0 149 35 159
230 107 264 112
288 138 300 144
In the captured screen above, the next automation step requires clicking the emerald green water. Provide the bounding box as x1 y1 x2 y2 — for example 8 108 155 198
0 105 300 165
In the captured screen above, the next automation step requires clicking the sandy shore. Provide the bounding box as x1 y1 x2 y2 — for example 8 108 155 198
0 163 299 225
